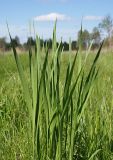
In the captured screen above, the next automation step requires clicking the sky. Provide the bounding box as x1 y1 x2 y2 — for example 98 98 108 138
0 0 113 43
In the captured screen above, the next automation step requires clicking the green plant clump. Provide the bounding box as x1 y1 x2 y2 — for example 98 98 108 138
1 22 113 160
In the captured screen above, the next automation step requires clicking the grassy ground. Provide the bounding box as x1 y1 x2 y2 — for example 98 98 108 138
0 51 113 159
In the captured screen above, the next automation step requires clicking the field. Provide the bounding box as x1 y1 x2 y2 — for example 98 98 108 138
1 44 113 160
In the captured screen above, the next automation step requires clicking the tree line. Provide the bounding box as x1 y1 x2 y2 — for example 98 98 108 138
0 36 78 52
0 15 113 52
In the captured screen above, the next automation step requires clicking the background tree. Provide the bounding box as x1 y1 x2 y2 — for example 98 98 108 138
0 37 6 51
27 37 35 47
91 27 101 49
77 29 90 50
71 41 77 50
63 42 69 51
44 39 52 49
99 15 113 48
12 36 21 47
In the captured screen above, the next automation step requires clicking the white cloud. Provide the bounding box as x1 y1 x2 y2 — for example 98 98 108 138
83 16 103 21
34 12 71 21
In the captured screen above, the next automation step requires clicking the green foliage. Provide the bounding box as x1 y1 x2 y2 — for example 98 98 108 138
7 22 105 160
1 24 113 160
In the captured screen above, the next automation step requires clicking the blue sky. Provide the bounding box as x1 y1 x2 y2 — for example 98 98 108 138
0 0 113 42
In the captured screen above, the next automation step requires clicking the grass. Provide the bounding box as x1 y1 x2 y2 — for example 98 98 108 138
0 53 113 160
1 25 113 159
1 52 113 159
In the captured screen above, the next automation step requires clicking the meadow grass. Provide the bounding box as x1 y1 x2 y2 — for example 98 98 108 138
1 51 113 159
1 25 113 159
1 49 113 159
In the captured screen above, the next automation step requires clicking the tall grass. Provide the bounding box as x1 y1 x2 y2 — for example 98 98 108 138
7 23 107 160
